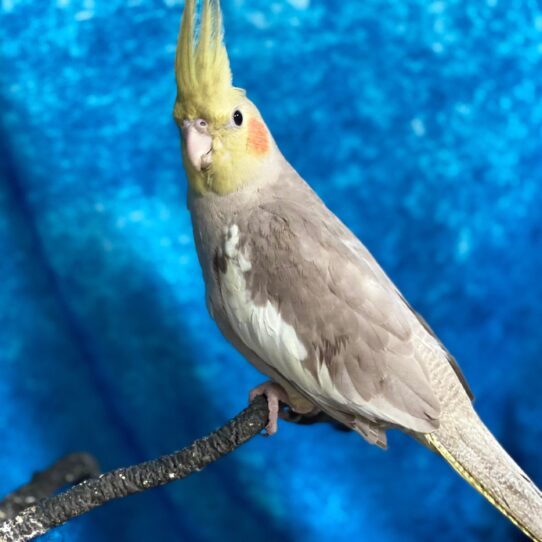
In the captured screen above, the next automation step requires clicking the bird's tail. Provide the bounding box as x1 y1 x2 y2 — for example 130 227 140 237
425 408 542 541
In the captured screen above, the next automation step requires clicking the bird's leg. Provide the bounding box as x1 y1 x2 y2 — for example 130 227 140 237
249 381 291 436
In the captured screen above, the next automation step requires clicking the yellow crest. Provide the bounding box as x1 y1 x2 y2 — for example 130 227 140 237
174 0 244 122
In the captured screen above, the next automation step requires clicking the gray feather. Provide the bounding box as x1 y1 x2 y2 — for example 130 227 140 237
188 160 463 438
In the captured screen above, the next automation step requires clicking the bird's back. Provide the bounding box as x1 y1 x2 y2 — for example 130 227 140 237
188 160 473 442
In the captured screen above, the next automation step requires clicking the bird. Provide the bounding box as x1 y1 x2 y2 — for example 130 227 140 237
173 1 542 540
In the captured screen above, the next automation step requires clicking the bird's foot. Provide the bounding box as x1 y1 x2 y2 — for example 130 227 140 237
249 381 292 436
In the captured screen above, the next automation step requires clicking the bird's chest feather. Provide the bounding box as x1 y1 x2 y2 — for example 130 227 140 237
215 224 309 383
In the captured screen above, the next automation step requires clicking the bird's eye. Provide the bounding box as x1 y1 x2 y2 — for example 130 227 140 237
233 110 243 126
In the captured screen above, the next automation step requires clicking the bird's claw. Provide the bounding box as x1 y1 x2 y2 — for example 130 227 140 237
249 381 291 436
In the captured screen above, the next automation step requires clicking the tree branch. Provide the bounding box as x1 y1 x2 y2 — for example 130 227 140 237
0 396 269 542
0 453 100 522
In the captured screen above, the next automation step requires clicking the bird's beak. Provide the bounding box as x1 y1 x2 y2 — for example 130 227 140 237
182 119 213 172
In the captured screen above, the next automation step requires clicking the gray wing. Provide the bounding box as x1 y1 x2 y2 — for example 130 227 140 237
232 196 446 435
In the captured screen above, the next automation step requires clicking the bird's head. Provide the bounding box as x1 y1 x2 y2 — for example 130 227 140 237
174 0 274 195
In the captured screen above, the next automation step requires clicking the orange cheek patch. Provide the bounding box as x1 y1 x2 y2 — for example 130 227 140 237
247 118 269 155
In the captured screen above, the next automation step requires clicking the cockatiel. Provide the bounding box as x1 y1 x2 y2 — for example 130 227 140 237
173 1 542 540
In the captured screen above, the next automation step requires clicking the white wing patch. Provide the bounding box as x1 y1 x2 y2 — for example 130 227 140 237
221 224 309 382
220 225 363 414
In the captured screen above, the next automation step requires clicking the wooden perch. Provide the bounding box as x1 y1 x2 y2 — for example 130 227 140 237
0 396 269 542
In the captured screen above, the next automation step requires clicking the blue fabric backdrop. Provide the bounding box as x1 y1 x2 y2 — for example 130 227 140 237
1 0 541 540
